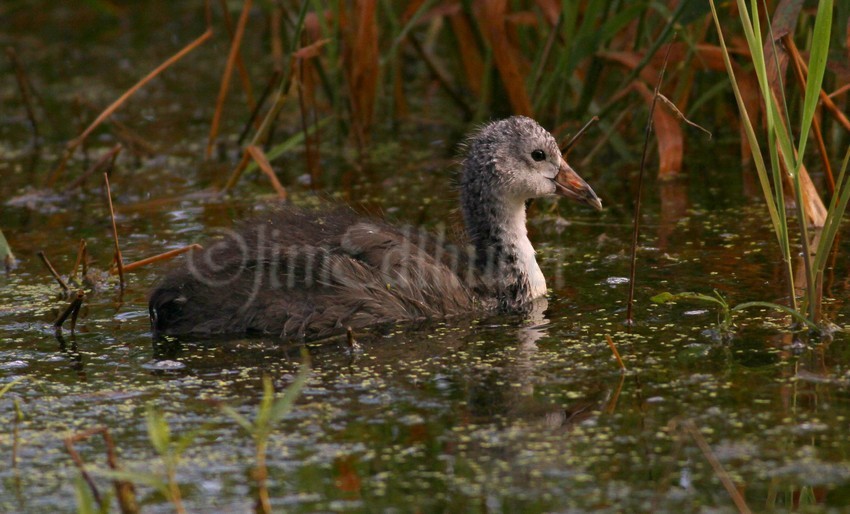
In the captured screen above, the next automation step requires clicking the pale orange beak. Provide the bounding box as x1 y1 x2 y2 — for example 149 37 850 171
553 157 602 211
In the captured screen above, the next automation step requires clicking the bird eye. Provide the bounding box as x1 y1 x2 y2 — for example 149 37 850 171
531 149 546 162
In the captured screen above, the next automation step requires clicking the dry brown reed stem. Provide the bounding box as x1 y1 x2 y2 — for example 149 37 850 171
680 420 752 514
218 0 256 114
768 89 828 227
604 335 626 372
71 240 87 280
207 0 254 159
4 255 15 274
561 116 599 155
530 13 563 98
108 189 219 213
255 448 271 514
656 94 712 140
65 426 139 514
781 38 850 133
783 35 834 193
105 117 157 156
307 100 321 190
251 76 292 149
104 173 125 290
71 95 92 165
238 71 281 145
407 35 473 119
479 0 533 117
64 428 104 507
605 372 626 414
5 46 39 141
65 144 123 192
74 96 158 157
292 36 331 152
12 399 22 471
69 296 83 332
77 239 89 277
47 27 214 186
37 251 70 293
296 60 319 187
249 31 329 151
116 244 203 274
828 83 850 99
631 81 683 179
447 11 484 96
598 48 711 177
270 4 284 72
222 145 288 198
627 42 673 325
222 150 252 194
345 0 380 147
247 145 288 199
54 290 85 331
290 33 331 166
581 108 630 167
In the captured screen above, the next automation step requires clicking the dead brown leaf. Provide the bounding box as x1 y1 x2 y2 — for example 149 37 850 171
475 0 533 116
633 81 683 179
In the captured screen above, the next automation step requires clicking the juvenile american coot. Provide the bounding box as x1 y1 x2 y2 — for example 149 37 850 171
149 116 601 338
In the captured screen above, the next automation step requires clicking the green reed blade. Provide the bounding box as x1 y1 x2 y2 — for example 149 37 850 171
708 1 782 242
712 0 799 310
797 0 833 163
814 147 850 275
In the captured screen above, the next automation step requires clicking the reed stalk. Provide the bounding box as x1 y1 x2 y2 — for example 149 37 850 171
709 0 846 330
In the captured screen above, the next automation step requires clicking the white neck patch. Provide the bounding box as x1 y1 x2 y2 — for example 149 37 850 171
501 200 547 299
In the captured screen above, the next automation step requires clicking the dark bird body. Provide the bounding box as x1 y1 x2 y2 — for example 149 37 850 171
149 117 601 339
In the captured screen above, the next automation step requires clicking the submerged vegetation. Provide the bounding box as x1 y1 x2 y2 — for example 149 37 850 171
2 0 850 512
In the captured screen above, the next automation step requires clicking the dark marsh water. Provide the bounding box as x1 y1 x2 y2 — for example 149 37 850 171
2 4 850 513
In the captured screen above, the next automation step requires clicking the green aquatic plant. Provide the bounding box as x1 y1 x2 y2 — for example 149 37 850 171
0 228 15 271
709 0 850 330
74 473 108 514
0 375 30 399
143 405 197 514
2 376 29 476
92 406 201 514
220 360 310 514
652 290 820 336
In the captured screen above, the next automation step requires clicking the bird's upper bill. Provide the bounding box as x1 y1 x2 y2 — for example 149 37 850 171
553 157 603 211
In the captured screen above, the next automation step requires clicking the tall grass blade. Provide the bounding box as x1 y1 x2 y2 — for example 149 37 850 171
386 0 437 57
251 0 311 147
797 0 833 162
206 0 254 159
716 0 805 310
0 375 30 398
267 362 310 426
74 474 99 514
814 147 850 276
708 1 783 240
146 405 171 455
244 117 330 177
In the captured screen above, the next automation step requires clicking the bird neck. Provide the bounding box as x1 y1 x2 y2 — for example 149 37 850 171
462 188 547 310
